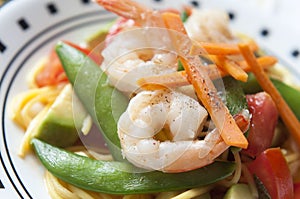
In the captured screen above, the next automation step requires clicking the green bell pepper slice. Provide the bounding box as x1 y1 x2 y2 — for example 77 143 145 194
32 138 236 194
242 73 300 121
56 42 128 160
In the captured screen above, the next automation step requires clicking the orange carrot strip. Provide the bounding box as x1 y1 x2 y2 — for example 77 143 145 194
180 57 248 149
212 55 248 82
138 56 277 90
238 43 300 147
162 12 248 148
190 40 259 56
137 71 188 90
239 56 277 71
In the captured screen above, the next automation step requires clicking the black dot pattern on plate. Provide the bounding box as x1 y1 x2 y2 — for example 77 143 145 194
260 28 270 37
0 180 4 189
47 3 58 14
81 0 90 4
228 11 235 21
17 18 30 30
190 0 200 7
0 40 7 53
292 49 299 57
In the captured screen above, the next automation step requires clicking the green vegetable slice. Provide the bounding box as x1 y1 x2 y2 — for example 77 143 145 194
32 138 236 195
222 76 248 116
56 42 128 160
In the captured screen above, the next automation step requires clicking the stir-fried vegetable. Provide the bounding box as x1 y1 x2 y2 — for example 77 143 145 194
31 138 236 194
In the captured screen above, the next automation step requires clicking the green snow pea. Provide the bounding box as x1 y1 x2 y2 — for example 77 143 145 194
31 138 236 194
221 76 248 116
242 73 300 120
56 42 128 160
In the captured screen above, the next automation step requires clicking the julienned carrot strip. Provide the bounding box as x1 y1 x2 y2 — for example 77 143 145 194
179 58 248 149
239 56 277 71
137 71 188 90
212 55 248 82
162 12 248 149
137 56 277 90
190 39 259 56
238 43 300 147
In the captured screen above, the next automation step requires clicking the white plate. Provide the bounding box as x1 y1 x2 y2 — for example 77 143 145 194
0 0 299 198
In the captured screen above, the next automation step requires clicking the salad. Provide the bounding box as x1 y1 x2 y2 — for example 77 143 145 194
10 0 300 198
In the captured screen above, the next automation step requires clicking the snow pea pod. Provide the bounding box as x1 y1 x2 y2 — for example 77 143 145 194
56 42 128 160
242 73 300 120
31 138 236 194
221 76 248 116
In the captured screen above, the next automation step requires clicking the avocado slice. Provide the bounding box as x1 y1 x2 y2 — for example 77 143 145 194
19 84 86 157
224 184 253 199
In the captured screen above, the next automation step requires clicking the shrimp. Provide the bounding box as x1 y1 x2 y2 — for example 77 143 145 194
98 0 180 94
101 30 178 93
98 0 235 43
98 0 250 172
118 89 250 173
96 0 164 27
184 9 236 43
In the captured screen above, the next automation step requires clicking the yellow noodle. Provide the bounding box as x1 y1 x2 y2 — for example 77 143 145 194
67 184 100 199
218 151 242 187
241 165 259 198
10 86 61 129
18 104 51 157
123 194 153 199
45 171 65 199
171 185 213 199
229 152 242 185
155 191 181 199
26 57 47 89
46 171 80 199
284 152 299 163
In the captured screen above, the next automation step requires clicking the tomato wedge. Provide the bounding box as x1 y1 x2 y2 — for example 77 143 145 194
35 48 68 87
36 42 93 87
294 183 300 199
247 148 294 199
242 92 278 158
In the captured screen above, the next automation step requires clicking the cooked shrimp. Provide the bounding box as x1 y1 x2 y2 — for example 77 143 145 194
184 9 236 43
98 0 180 94
97 0 164 27
118 89 250 173
101 30 178 93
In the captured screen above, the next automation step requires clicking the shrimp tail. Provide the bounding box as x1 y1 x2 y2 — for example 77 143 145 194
96 0 151 22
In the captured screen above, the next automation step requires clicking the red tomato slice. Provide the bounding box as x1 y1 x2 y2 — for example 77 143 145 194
36 42 93 87
294 183 300 199
242 92 278 158
247 148 294 199
35 49 68 87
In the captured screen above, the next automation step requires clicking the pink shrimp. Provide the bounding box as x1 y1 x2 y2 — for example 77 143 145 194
97 0 165 27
